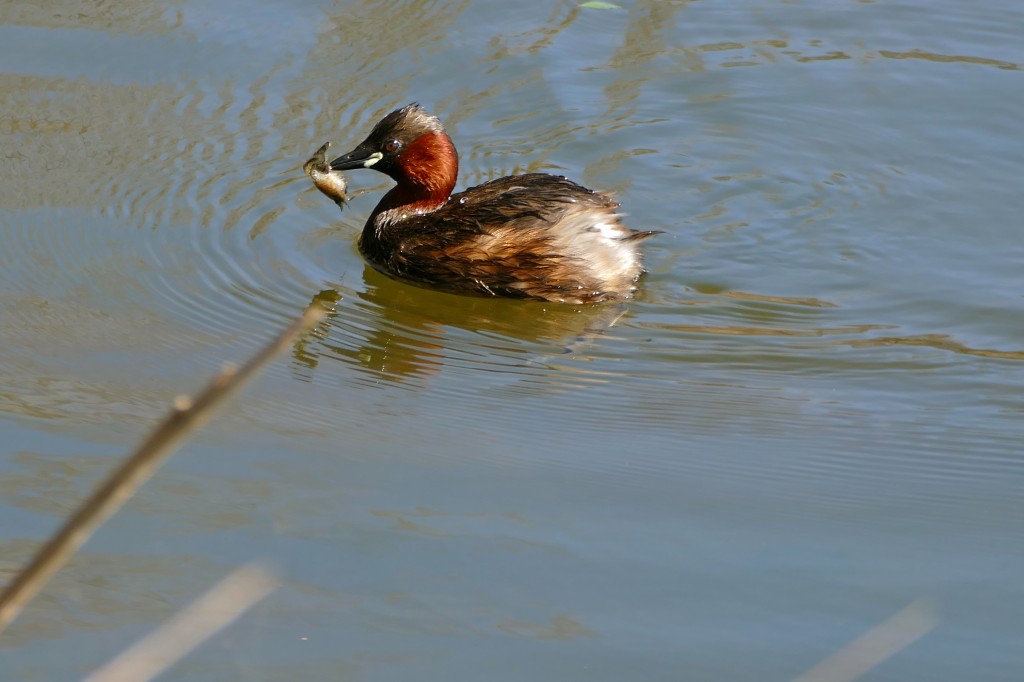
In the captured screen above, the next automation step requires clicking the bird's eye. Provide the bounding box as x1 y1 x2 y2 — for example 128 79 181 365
384 139 402 154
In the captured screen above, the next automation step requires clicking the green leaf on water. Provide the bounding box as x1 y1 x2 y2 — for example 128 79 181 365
579 1 622 9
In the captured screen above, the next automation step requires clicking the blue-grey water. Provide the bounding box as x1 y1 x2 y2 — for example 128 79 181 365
1 1 1022 679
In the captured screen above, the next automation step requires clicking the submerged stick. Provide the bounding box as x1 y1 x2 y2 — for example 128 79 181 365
792 599 937 682
0 307 325 633
83 563 278 682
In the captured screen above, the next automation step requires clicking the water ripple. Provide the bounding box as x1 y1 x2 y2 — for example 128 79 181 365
1 0 1021 568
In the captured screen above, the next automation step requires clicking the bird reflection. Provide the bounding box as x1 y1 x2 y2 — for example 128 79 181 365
291 264 633 384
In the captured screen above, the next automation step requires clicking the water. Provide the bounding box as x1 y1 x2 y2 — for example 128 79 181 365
2 0 1022 679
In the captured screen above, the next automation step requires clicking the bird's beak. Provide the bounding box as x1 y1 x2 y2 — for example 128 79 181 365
329 143 384 171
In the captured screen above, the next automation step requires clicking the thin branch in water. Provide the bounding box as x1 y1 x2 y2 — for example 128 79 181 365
0 307 325 633
792 599 937 682
83 563 278 682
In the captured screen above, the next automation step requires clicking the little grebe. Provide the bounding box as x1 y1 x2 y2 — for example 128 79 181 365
323 104 658 304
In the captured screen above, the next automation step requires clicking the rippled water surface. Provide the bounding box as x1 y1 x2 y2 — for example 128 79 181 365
2 0 1023 679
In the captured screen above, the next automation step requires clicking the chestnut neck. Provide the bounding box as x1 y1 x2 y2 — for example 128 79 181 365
371 130 458 225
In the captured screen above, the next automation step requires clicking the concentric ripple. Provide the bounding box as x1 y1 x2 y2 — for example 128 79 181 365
0 0 1021 539
3 2 1024 680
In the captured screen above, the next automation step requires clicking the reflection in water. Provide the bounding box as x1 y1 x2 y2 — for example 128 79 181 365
496 614 596 641
293 265 633 384
0 539 224 650
0 451 273 533
879 49 1020 71
842 334 1024 360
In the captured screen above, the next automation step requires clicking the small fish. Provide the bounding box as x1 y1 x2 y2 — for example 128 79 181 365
304 141 348 207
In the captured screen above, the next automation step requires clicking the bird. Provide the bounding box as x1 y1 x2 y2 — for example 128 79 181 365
317 103 658 304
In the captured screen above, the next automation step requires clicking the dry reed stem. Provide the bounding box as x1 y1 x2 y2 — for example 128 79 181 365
82 563 278 682
792 599 937 682
0 307 325 633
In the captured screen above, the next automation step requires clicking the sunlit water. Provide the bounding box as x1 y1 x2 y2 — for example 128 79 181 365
1 0 1022 679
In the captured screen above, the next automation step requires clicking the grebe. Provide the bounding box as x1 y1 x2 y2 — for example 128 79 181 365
318 104 657 304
